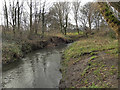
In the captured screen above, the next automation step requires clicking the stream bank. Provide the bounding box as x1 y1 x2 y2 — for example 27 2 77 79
59 35 118 88
2 36 74 65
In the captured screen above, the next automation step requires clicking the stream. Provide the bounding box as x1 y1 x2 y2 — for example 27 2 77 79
2 44 70 88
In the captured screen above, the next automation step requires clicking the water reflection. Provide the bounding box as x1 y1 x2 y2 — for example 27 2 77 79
2 44 68 88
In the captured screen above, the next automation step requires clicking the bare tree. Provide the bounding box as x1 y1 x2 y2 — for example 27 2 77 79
92 3 103 30
34 0 38 34
46 6 60 31
3 0 9 31
72 0 81 34
17 0 20 32
9 1 17 36
63 2 70 35
32 0 42 35
79 13 88 37
54 2 64 34
53 2 70 35
17 0 24 36
79 14 87 29
30 0 33 35
22 12 29 30
41 0 46 37
80 2 94 31
93 10 102 30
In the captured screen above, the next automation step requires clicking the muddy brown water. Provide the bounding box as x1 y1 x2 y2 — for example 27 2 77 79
2 44 71 88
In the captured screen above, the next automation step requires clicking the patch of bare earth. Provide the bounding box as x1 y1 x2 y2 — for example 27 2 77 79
60 51 118 88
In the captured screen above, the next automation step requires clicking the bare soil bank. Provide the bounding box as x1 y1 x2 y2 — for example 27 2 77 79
2 36 73 65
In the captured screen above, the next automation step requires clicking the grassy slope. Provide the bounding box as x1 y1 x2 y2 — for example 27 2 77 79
60 31 118 88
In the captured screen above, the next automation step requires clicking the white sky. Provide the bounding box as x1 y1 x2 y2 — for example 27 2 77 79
0 0 94 25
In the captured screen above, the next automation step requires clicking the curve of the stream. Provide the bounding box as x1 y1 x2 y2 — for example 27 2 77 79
2 44 69 88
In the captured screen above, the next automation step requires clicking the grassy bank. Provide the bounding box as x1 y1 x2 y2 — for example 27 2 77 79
60 31 118 88
2 31 83 64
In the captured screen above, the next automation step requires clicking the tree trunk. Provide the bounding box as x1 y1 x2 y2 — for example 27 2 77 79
60 19 64 34
35 22 38 35
118 28 120 54
118 29 120 87
34 13 38 34
17 1 20 32
76 25 79 34
4 1 9 30
41 1 46 38
64 14 68 36
88 17 91 31
15 8 17 35
76 21 79 34
30 0 32 35
97 18 100 30
42 12 45 37
95 21 98 30
64 27 66 35
12 2 16 37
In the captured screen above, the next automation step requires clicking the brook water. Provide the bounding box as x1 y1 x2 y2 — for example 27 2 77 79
2 44 70 88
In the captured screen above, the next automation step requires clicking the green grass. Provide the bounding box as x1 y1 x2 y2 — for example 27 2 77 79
81 66 91 76
61 34 118 88
90 56 98 60
66 31 84 41
88 83 103 88
63 36 117 65
105 48 118 57
90 52 98 56
67 31 84 36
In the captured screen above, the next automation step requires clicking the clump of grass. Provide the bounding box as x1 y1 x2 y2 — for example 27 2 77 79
67 32 83 36
88 83 103 88
63 36 117 66
90 56 98 60
81 66 90 76
105 48 118 57
90 52 98 56
109 65 117 75
108 29 116 39
2 42 23 64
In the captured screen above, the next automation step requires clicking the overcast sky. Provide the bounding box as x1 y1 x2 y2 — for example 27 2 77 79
0 0 94 25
